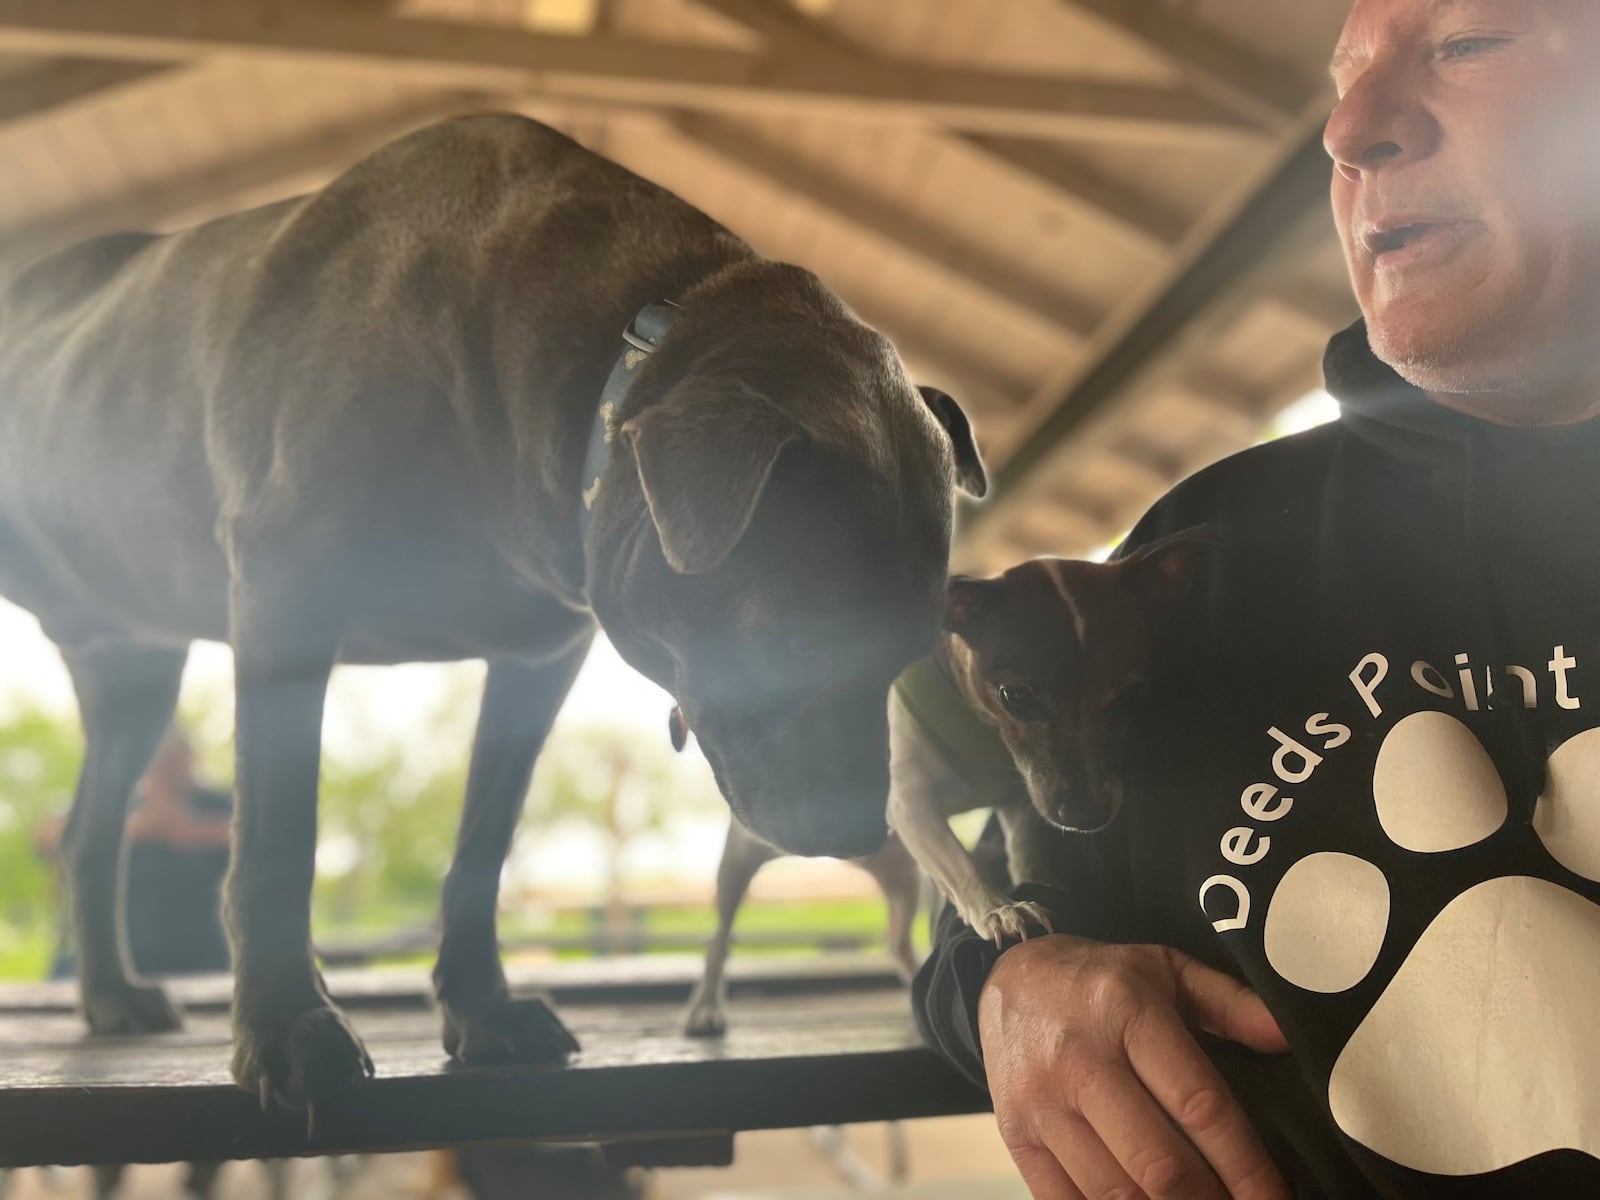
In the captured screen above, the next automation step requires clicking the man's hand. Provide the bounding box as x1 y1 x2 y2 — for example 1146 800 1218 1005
978 933 1290 1200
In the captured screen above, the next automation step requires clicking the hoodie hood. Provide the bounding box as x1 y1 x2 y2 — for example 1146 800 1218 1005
1325 318 1600 472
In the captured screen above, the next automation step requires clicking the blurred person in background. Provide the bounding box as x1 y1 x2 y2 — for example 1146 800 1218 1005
36 727 230 1200
38 728 232 981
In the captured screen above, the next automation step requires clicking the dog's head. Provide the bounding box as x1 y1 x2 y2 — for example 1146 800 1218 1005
589 270 985 857
943 529 1215 832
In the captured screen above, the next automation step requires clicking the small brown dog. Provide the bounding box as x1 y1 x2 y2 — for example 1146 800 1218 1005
891 529 1213 944
684 529 1212 1031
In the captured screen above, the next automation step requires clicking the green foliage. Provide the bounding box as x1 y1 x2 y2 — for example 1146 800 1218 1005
0 676 730 976
0 705 81 970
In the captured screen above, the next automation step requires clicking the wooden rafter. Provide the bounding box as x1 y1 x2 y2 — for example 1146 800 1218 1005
12 92 484 251
664 111 1100 341
959 134 1187 260
0 0 1256 144
960 114 1338 552
0 56 171 124
1057 0 1309 129
688 0 1200 261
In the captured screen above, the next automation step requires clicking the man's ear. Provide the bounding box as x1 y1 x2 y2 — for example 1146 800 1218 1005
621 378 798 575
1123 526 1221 611
944 575 1002 642
918 386 987 498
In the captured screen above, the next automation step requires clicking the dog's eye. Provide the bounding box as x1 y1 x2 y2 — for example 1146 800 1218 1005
997 684 1046 722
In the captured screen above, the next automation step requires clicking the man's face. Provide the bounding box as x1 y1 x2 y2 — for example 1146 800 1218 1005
1328 0 1600 405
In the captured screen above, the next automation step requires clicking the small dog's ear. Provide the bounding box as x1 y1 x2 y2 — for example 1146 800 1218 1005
944 575 1001 640
1124 526 1221 609
918 386 987 498
622 378 798 575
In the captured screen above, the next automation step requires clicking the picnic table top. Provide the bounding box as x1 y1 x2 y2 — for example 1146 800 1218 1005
0 955 988 1168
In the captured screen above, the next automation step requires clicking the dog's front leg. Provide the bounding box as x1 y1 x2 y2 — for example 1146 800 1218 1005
433 644 590 1064
225 611 371 1113
684 816 780 1036
61 644 189 1034
853 832 924 983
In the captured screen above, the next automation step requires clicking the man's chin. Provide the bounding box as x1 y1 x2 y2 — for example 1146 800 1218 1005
1366 306 1497 394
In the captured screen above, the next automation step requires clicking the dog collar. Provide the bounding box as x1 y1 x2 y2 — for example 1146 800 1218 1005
580 299 680 538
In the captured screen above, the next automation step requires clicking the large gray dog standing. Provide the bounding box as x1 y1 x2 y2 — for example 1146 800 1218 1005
0 114 984 1111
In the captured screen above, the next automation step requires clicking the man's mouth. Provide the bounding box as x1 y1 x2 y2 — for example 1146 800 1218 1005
1362 220 1471 271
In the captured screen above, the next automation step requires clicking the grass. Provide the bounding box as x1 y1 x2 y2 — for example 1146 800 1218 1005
0 894 923 983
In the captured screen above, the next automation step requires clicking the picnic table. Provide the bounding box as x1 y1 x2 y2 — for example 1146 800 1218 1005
0 955 988 1169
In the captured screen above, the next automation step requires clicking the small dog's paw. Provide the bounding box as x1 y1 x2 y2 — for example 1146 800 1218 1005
682 990 728 1038
442 995 579 1065
233 1003 375 1116
83 979 184 1035
972 901 1054 947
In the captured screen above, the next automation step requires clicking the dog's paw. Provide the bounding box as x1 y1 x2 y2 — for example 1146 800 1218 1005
971 901 1054 947
442 994 579 1065
233 1003 375 1116
682 988 728 1038
83 979 184 1035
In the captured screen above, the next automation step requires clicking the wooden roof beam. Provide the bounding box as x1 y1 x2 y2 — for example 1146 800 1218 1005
958 134 1188 261
1057 0 1312 129
0 56 173 124
663 111 1101 342
9 91 485 251
687 0 1191 261
0 0 1256 144
959 115 1337 553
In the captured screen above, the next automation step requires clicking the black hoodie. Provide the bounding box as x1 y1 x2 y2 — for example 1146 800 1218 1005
914 322 1600 1199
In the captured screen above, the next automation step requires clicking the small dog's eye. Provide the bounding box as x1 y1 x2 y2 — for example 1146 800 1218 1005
998 684 1046 722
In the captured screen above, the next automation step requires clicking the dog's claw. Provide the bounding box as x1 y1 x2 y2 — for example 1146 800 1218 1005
973 901 1055 947
233 1002 374 1122
305 1100 317 1141
441 994 579 1064
82 979 185 1036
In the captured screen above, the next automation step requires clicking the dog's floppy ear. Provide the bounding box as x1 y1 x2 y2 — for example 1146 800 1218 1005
621 378 798 575
944 575 1003 642
1123 525 1220 611
918 386 987 498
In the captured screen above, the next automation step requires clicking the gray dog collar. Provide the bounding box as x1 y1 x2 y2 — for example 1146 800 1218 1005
580 299 680 535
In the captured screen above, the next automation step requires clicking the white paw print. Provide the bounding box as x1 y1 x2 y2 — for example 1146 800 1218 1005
1263 712 1600 1177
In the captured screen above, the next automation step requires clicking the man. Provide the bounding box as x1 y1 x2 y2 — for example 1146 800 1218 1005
915 1 1600 1196
39 729 233 979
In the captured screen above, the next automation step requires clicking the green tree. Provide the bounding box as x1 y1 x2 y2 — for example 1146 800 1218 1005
526 721 719 946
0 704 83 976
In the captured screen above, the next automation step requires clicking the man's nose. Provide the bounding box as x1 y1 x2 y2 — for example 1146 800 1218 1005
1325 59 1439 182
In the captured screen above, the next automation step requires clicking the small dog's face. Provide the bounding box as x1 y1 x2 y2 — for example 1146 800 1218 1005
944 531 1212 832
591 317 985 858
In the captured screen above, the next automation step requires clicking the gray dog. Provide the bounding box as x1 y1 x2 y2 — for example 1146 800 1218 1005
0 114 984 1113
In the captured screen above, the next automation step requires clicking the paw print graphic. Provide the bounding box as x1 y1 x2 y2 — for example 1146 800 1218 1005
1261 712 1600 1176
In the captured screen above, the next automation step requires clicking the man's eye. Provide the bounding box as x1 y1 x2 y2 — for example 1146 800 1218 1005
1441 36 1506 61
